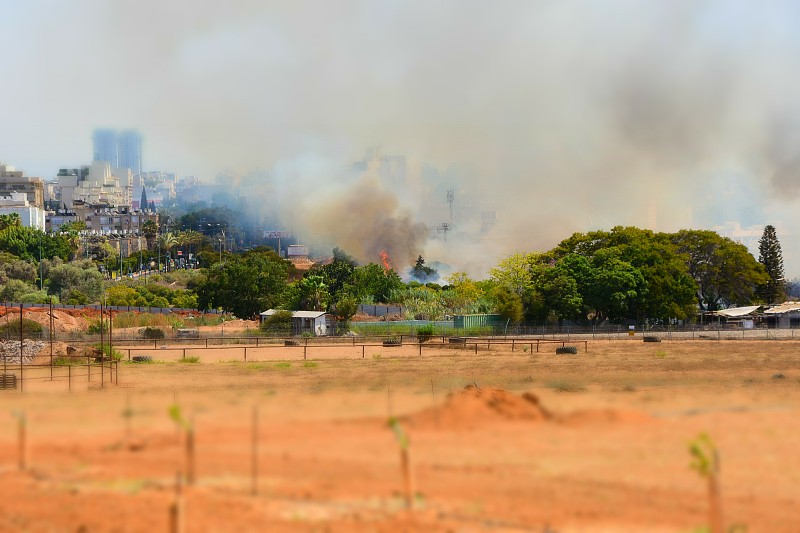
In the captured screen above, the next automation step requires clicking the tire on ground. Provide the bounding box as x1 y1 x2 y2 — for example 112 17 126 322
555 346 578 355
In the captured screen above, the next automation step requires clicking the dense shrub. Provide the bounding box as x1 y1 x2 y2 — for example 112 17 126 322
416 324 435 343
0 318 44 339
141 327 165 339
260 310 293 336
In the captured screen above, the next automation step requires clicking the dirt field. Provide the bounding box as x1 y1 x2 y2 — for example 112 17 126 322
1 339 799 532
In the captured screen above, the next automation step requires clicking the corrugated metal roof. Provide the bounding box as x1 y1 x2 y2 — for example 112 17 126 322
711 306 761 318
260 309 327 318
763 302 800 315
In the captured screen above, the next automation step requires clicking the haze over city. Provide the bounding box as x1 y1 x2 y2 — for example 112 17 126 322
3 0 800 275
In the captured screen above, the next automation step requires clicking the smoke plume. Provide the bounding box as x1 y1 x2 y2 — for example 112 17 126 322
4 1 800 275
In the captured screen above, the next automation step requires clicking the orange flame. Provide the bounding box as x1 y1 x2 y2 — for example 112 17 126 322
379 250 392 272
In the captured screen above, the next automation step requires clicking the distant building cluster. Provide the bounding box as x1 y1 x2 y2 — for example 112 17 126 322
0 129 205 257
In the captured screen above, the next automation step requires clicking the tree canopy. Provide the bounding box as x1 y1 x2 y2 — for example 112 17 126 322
194 248 293 318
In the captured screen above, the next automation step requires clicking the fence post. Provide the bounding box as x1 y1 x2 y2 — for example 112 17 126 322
19 304 23 394
68 364 72 392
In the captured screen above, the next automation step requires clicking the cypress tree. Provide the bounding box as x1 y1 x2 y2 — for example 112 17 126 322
758 224 785 304
140 188 149 211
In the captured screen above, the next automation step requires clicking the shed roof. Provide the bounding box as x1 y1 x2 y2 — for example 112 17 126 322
763 302 800 315
260 309 327 319
710 306 761 318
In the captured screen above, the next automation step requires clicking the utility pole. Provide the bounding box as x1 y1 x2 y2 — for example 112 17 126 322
39 233 43 290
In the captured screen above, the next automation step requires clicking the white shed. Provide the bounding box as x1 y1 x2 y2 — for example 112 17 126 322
259 309 329 336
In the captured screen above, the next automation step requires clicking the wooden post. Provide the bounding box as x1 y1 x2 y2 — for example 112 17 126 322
362 345 365 359
303 346 307 360
708 450 724 533
186 416 195 486
401 446 415 510
169 471 184 533
251 405 258 496
108 304 113 383
244 346 247 362
49 297 54 381
99 301 104 365
68 364 72 392
17 412 26 471
19 304 23 394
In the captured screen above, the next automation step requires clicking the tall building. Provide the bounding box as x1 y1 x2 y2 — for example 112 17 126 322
92 128 142 175
0 162 45 207
93 129 118 167
118 129 142 175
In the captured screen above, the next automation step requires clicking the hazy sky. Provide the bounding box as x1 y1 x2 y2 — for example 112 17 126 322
3 1 800 276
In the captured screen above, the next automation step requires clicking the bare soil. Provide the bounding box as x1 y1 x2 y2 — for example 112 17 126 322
0 339 798 531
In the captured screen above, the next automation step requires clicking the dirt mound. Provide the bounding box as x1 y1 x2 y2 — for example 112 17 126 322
0 307 88 333
406 385 553 429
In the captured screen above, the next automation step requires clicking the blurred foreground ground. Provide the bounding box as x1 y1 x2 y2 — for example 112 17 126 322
1 339 799 532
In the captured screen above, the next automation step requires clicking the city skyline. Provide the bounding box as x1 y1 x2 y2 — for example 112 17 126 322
3 1 800 277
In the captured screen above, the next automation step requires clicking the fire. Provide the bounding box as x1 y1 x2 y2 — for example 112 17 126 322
379 250 392 272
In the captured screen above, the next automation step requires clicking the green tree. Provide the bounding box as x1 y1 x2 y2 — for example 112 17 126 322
1 260 37 284
47 259 104 302
295 274 329 311
494 285 524 324
314 247 358 306
195 249 291 318
410 255 438 282
353 263 404 303
0 226 71 262
158 232 178 267
673 229 768 311
0 213 21 231
757 224 786 304
0 279 34 301
86 235 114 262
553 227 697 321
331 294 359 331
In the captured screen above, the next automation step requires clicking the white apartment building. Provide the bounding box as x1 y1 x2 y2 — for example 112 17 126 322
0 191 46 230
56 161 132 209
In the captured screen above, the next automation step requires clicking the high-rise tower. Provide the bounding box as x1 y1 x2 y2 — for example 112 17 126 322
92 129 118 167
118 129 142 175
92 129 143 175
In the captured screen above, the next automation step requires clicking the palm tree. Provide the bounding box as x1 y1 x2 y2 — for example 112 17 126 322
142 220 158 251
177 230 205 267
0 213 21 231
157 232 178 271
